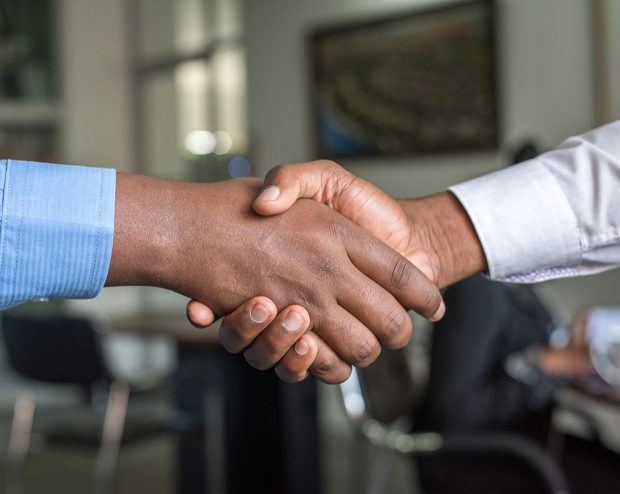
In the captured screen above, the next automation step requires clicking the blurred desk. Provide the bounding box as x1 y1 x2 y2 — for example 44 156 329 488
112 313 319 494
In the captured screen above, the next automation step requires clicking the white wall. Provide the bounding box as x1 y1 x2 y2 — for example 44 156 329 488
242 0 620 321
57 0 145 317
608 0 620 120
243 0 594 186
58 0 134 172
54 0 620 320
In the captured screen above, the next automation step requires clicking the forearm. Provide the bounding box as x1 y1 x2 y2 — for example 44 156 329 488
400 191 487 288
106 173 185 289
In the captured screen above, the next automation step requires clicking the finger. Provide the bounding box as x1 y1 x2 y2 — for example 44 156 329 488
344 227 445 321
337 269 414 350
243 305 311 370
254 162 415 267
276 332 354 384
253 160 353 216
314 305 382 369
309 333 353 384
186 300 217 328
274 333 318 383
218 296 277 353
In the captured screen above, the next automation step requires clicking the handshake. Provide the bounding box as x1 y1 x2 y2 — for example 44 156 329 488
107 160 486 384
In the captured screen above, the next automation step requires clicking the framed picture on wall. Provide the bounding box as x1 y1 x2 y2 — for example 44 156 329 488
309 0 499 159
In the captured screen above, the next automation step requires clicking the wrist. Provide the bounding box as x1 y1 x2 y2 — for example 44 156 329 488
106 173 193 289
400 192 487 288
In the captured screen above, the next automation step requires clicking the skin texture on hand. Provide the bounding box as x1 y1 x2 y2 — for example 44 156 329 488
248 160 486 287
107 173 443 383
399 191 487 288
253 162 419 274
188 161 486 382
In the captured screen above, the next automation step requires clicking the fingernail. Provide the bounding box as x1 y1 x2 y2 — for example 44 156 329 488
284 311 304 332
250 303 270 324
295 339 309 356
258 185 280 202
430 300 446 322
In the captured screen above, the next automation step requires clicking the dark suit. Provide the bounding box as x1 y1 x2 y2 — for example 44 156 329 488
415 275 555 432
414 275 556 494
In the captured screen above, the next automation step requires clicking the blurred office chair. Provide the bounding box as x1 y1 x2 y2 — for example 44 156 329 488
340 350 571 494
547 387 620 493
1 314 170 494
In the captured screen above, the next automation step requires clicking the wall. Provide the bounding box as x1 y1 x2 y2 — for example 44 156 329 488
609 0 620 119
242 0 620 321
53 0 620 319
58 0 134 172
58 0 145 317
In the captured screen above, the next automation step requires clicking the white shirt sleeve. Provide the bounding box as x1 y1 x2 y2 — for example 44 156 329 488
448 120 620 283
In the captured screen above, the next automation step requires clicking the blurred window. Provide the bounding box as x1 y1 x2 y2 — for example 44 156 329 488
132 0 248 182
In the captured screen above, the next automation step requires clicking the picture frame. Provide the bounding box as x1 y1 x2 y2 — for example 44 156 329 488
308 0 499 159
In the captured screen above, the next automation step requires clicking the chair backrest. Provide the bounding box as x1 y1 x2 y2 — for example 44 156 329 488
1 314 109 386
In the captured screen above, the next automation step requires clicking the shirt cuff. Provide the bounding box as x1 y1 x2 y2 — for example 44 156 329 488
0 160 116 309
449 161 582 282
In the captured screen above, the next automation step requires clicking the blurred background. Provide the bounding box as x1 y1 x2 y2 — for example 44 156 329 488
0 0 619 493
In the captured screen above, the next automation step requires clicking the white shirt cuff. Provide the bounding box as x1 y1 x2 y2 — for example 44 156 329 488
449 161 582 282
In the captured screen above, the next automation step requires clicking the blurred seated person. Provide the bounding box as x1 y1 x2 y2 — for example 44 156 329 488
414 290 620 433
413 274 559 433
508 306 620 401
414 287 620 494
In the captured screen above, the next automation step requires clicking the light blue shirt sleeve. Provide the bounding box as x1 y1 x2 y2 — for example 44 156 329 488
0 159 116 309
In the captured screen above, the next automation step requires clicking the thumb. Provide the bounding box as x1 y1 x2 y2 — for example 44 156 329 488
252 160 351 216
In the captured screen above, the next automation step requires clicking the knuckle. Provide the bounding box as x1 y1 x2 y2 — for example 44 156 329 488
312 353 340 379
317 159 349 178
327 220 353 245
319 365 352 384
318 159 339 169
243 349 271 371
275 366 305 383
421 287 441 316
381 309 411 349
265 164 289 184
291 289 320 314
389 257 413 289
316 254 342 277
318 159 345 178
218 327 243 354
350 338 380 367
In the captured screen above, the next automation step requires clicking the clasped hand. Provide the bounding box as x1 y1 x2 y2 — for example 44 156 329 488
186 161 450 384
